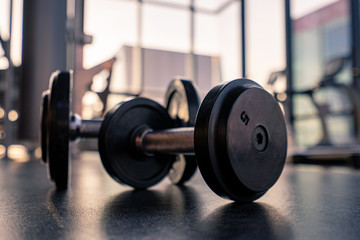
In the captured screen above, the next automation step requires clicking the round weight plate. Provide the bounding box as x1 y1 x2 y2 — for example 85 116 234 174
41 90 50 163
165 79 200 184
99 98 175 189
194 79 287 202
48 71 71 189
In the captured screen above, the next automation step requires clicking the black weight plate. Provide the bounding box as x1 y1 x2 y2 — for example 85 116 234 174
48 71 71 189
194 79 287 202
41 90 50 163
165 79 200 185
99 98 175 189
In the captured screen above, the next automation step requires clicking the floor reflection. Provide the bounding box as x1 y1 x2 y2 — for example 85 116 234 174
200 203 293 240
101 186 201 238
45 189 69 229
45 188 107 239
101 185 292 239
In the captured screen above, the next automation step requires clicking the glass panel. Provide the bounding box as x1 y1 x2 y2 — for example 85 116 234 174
292 0 338 19
295 117 323 146
247 0 285 86
83 0 137 68
291 0 353 146
144 0 190 7
142 4 190 52
83 0 241 110
326 115 355 144
194 13 218 55
195 0 229 12
217 1 241 81
293 95 318 117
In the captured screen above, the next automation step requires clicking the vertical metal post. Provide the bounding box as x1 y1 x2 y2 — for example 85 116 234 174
188 0 197 83
71 0 86 113
72 0 87 70
19 0 67 142
241 0 246 78
137 0 144 93
66 0 75 71
284 0 294 126
351 0 360 91
70 0 82 113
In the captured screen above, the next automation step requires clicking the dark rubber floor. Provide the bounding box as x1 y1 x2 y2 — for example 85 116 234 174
0 152 359 239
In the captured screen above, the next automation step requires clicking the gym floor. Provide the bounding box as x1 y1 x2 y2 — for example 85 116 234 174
0 152 359 239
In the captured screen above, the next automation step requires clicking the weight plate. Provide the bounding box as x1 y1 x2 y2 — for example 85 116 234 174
99 98 175 189
41 90 50 163
194 79 287 202
48 71 71 189
165 79 200 184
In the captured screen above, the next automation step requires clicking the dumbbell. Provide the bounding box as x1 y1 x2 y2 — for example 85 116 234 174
42 71 287 202
41 71 200 189
98 79 287 202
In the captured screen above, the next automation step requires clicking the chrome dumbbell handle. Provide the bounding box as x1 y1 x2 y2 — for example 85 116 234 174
69 114 102 140
135 127 195 155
